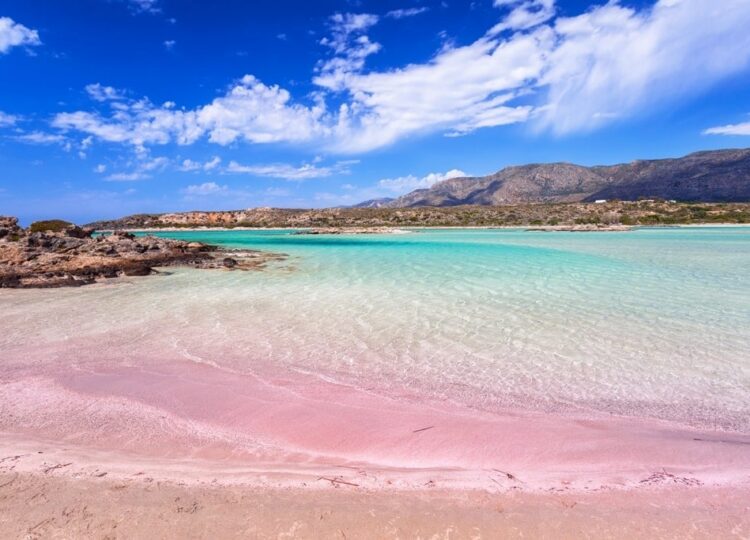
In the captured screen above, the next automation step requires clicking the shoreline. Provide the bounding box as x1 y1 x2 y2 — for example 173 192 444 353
101 223 750 233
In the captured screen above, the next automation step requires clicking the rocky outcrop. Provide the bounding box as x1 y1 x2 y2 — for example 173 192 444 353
0 218 285 288
0 217 22 241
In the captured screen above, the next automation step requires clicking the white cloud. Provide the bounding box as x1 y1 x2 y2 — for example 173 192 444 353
105 156 169 181
164 39 176 50
703 119 750 136
226 159 356 180
378 169 467 194
386 7 429 19
15 131 66 144
106 172 145 181
315 13 382 92
182 182 228 196
0 16 41 54
179 159 201 172
489 0 556 34
0 111 18 126
94 164 107 173
197 75 329 145
179 156 221 171
124 0 160 14
85 83 126 102
325 29 547 151
54 76 330 151
48 1 750 153
536 0 750 134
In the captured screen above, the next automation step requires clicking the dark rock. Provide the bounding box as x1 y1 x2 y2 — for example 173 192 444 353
121 264 153 277
222 257 237 268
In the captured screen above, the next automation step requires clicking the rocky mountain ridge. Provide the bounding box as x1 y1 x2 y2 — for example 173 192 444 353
381 148 750 207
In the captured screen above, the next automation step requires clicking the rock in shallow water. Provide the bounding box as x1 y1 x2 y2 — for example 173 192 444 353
0 216 286 288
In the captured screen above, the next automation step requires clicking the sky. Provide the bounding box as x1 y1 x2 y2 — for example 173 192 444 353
2 0 750 224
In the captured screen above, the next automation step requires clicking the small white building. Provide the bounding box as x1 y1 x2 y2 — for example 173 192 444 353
594 199 607 204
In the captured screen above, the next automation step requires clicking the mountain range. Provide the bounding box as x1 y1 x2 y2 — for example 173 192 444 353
355 148 750 208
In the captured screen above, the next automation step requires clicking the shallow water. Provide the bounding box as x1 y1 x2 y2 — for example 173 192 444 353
3 227 748 433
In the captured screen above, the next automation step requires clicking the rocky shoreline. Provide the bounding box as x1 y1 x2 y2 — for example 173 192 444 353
0 217 284 288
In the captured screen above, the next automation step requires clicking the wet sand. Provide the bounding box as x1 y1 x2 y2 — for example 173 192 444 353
1 358 750 538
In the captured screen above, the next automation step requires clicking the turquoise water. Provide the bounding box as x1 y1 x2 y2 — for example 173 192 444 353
4 227 748 432
131 227 750 430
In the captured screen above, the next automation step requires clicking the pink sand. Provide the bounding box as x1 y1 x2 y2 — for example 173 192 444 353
2 356 748 492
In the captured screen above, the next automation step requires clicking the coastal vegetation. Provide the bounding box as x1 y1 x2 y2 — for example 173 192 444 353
88 201 750 230
28 219 76 233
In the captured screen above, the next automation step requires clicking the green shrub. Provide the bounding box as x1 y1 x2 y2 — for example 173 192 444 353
29 219 74 233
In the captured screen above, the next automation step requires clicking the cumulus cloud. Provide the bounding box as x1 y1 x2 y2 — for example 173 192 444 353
378 169 467 194
0 16 41 54
48 0 750 153
197 75 329 144
226 159 356 180
55 75 330 152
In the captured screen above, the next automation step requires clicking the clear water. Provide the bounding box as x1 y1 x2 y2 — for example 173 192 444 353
3 227 749 431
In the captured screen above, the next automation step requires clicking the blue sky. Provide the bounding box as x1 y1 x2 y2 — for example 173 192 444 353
2 0 750 224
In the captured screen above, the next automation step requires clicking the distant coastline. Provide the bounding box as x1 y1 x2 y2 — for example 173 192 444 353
88 201 750 231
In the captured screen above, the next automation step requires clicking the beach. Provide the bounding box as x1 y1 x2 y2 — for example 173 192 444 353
1 227 749 537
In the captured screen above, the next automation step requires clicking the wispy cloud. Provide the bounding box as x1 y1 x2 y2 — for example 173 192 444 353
15 131 67 144
703 118 750 136
0 111 18 127
182 181 228 196
123 0 160 14
105 156 169 181
226 159 356 180
489 0 555 34
385 7 429 19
